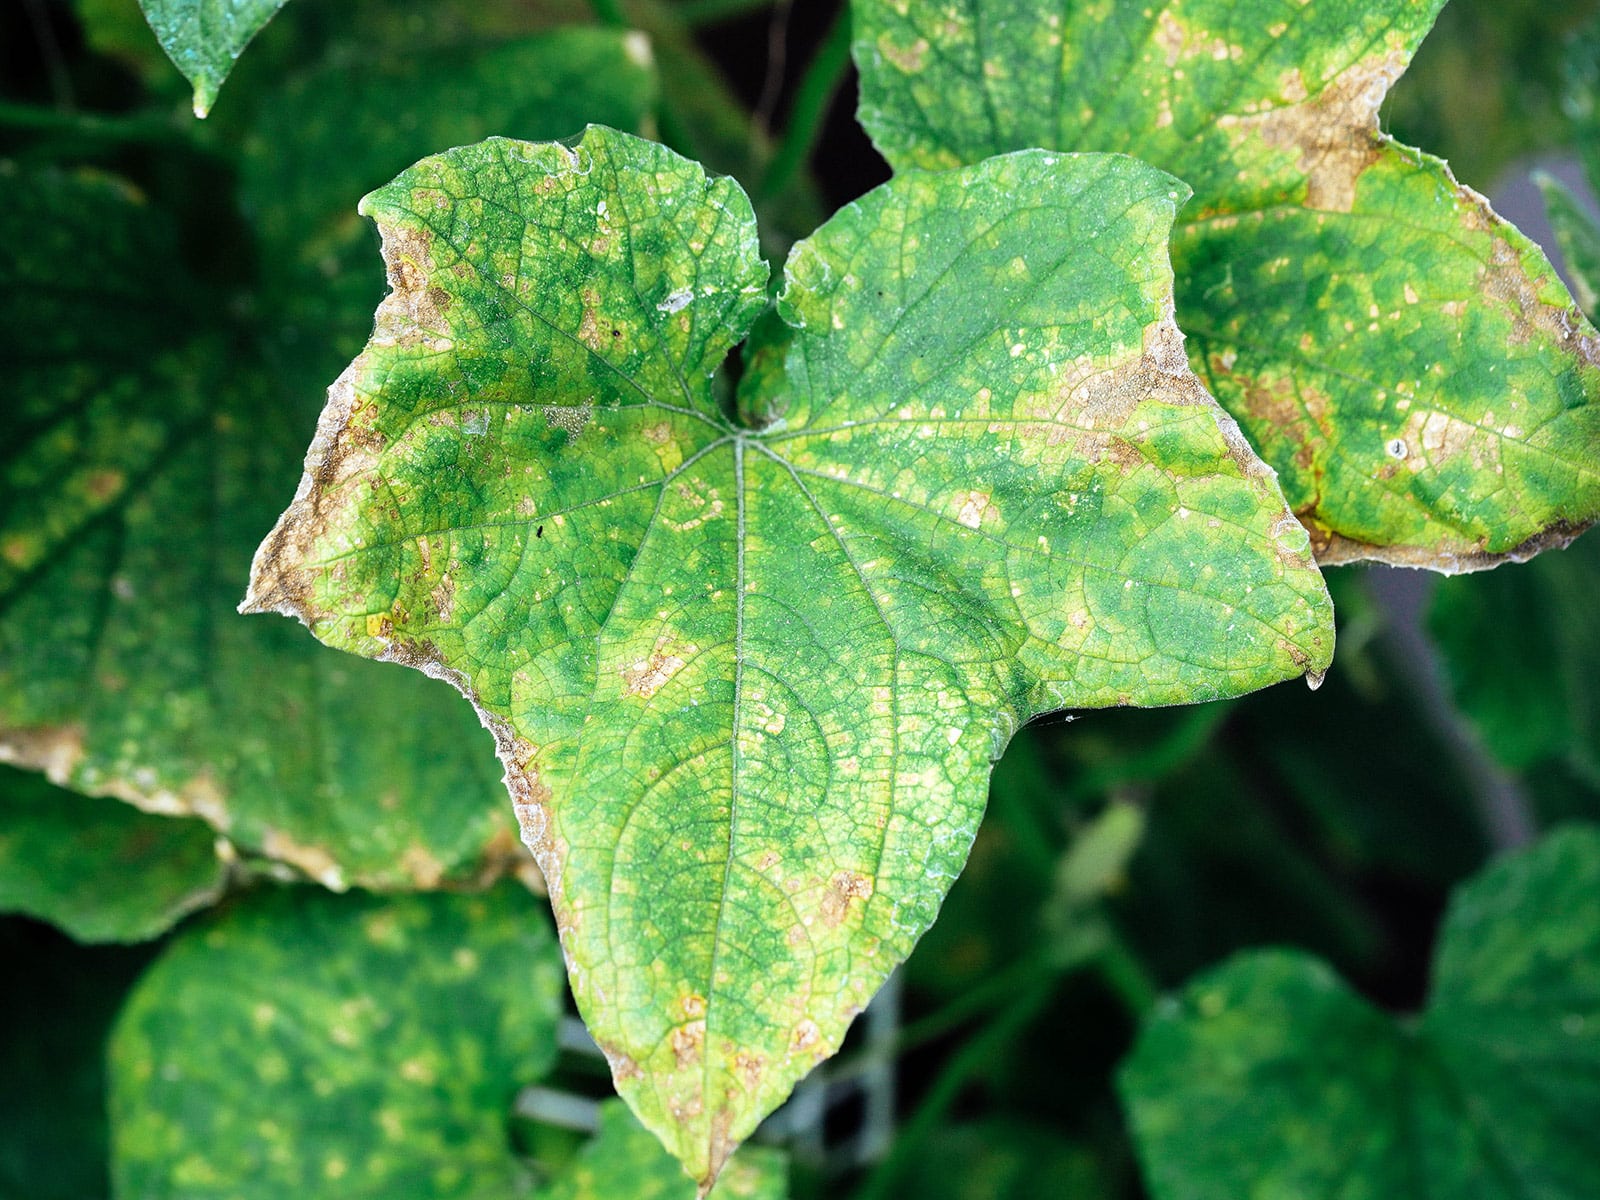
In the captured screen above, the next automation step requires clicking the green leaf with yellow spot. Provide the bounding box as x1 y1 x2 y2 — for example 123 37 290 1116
109 883 565 1198
0 166 526 890
854 0 1600 571
0 765 224 943
548 1100 786 1200
245 125 1332 1185
137 0 290 116
1119 824 1600 1199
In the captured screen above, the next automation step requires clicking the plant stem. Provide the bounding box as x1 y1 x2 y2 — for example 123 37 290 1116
0 101 191 145
890 955 1054 1057
758 4 852 200
1095 930 1160 1017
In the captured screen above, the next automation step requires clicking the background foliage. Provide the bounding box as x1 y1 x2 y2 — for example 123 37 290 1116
2 0 1598 1196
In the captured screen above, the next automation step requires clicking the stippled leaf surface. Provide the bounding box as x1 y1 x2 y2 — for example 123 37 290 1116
109 883 565 1198
0 167 525 890
854 0 1600 571
244 125 1332 1183
0 765 224 943
547 1100 786 1200
1119 825 1600 1199
137 0 289 116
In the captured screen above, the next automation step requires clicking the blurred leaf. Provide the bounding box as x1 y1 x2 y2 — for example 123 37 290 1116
1563 17 1600 189
1537 174 1600 320
0 165 524 890
242 127 1332 1183
0 764 224 942
76 0 187 97
854 0 1600 570
1052 801 1145 913
1382 0 1600 189
0 918 157 1200
109 883 565 1198
1431 532 1600 820
137 0 291 116
1120 825 1600 1199
546 1100 786 1199
236 22 657 390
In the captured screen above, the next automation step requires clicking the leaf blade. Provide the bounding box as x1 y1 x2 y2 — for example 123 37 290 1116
245 128 1332 1184
1119 826 1600 1199
109 884 566 1198
138 0 291 116
852 0 1600 569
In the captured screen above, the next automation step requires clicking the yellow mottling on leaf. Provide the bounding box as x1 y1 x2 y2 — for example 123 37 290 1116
879 34 929 73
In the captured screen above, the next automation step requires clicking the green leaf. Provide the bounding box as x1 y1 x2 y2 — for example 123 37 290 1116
1536 174 1600 322
546 1100 786 1200
109 883 565 1198
0 765 224 943
853 0 1600 571
243 125 1332 1183
1119 825 1600 1199
1431 533 1600 807
0 166 525 890
137 0 290 116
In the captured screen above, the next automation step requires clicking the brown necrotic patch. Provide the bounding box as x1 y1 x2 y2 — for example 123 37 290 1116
1216 51 1408 213
371 222 455 350
621 642 691 699
820 870 873 928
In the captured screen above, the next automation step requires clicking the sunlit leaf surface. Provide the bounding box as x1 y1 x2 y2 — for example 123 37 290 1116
854 0 1600 570
245 126 1332 1182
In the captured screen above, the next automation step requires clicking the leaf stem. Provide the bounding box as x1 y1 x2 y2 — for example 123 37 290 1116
758 5 852 200
891 955 1055 1057
1094 931 1160 1017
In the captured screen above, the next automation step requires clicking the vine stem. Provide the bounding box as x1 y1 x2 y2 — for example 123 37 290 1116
758 5 852 201
0 101 192 145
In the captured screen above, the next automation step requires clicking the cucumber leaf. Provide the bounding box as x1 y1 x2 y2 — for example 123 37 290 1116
244 126 1333 1184
1120 825 1600 1199
0 765 224 943
853 0 1600 570
137 0 290 116
109 883 565 1197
